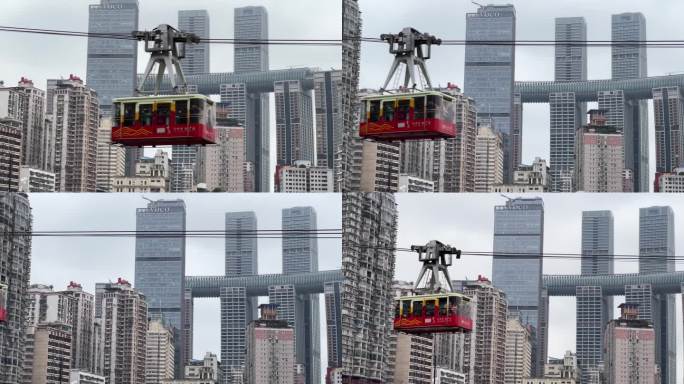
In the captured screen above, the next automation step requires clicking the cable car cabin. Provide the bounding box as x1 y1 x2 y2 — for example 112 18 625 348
0 283 7 322
394 292 473 334
111 95 217 146
359 91 457 141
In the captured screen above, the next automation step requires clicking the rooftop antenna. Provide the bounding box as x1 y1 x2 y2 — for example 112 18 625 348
142 196 154 203
471 1 484 7
500 194 512 201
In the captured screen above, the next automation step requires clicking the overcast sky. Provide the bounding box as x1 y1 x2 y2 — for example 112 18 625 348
0 0 341 190
27 193 341 379
358 0 684 191
394 193 683 381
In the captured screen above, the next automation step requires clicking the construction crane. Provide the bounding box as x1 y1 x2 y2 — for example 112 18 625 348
359 28 458 141
111 24 216 147
393 240 474 334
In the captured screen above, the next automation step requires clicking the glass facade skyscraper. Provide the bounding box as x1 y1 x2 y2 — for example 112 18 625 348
282 206 320 384
464 4 516 183
86 0 139 115
134 199 187 375
638 206 676 384
492 197 546 376
234 6 270 192
576 211 613 382
611 12 649 192
178 10 210 75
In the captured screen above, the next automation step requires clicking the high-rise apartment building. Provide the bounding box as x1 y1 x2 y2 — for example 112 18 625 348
48 75 99 192
612 12 649 192
62 282 96 372
135 199 187 375
0 118 22 191
87 0 138 115
392 334 434 384
575 110 624 192
0 193 32 382
244 305 295 384
493 197 546 376
314 70 342 169
100 278 148 384
18 166 56 192
22 322 72 384
337 0 362 191
221 286 248 384
198 123 245 193
505 316 532 384
275 80 314 166
0 78 48 169
638 206 676 384
653 87 684 173
276 161 334 192
95 119 125 192
171 146 199 192
603 304 657 384
341 193 397 382
146 319 175 384
464 4 516 182
178 10 210 75
475 126 504 192
555 18 587 82
462 278 508 384
359 140 400 192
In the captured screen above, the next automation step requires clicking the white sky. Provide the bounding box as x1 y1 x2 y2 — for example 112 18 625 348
394 193 683 381
27 193 342 381
0 0 342 191
358 0 684 191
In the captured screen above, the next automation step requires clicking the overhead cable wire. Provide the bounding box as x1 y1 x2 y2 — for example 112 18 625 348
1 26 683 47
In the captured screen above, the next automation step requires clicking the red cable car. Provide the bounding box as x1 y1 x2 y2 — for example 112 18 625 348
0 283 8 322
359 91 457 141
394 292 473 334
111 94 216 147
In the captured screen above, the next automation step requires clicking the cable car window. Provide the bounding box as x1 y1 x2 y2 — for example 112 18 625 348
113 103 121 128
426 95 442 119
396 99 410 122
402 300 411 318
395 301 401 318
190 99 204 124
157 103 171 126
459 299 471 317
382 100 395 122
369 100 381 122
425 300 435 317
439 297 448 316
414 96 425 120
208 105 216 129
442 98 456 123
360 101 368 123
123 103 136 126
412 300 423 317
140 104 153 126
176 100 189 125
450 296 461 315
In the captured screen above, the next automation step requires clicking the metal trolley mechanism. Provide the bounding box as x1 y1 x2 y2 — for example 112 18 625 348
111 24 216 147
359 28 458 141
393 240 474 334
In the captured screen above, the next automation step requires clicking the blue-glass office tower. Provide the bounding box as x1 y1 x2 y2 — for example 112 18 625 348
87 0 138 115
492 197 546 376
178 10 210 75
87 0 140 176
612 13 649 192
282 207 320 384
134 199 186 376
234 6 270 192
464 4 516 183
638 206 676 384
576 211 613 381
